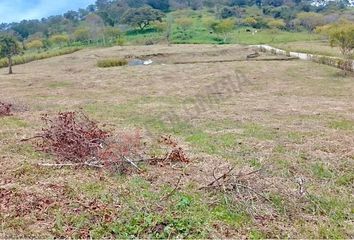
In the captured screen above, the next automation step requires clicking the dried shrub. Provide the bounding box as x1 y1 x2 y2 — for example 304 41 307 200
99 130 143 172
28 112 189 172
36 112 110 163
156 135 190 163
0 101 12 116
29 111 144 172
201 166 314 222
97 58 128 68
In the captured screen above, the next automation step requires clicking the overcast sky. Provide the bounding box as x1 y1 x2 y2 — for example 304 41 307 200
0 0 95 23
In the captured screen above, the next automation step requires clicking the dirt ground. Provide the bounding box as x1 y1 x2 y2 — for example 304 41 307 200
0 44 353 238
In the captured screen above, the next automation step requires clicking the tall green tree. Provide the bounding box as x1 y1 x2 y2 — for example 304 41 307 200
121 7 165 31
0 35 22 74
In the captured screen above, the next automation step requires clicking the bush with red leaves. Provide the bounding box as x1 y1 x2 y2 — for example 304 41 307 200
0 102 12 116
37 112 110 163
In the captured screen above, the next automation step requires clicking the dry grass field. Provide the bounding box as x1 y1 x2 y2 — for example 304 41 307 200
273 41 353 59
1 44 353 238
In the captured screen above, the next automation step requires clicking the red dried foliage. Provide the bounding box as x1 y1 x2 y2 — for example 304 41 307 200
1 186 120 238
0 101 12 116
30 112 189 172
37 112 110 163
167 147 190 163
0 188 56 218
31 111 144 172
99 130 143 172
158 135 190 163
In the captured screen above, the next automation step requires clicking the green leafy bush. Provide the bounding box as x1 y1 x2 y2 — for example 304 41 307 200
97 58 128 68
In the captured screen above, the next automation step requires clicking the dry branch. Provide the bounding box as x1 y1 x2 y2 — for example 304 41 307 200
160 174 184 201
37 162 103 168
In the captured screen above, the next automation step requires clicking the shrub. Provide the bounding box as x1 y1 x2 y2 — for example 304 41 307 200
49 34 70 46
27 112 191 173
175 18 193 32
0 102 12 116
242 17 257 27
152 21 167 32
296 12 325 32
26 39 44 50
36 112 110 163
316 20 354 57
97 58 128 68
73 28 90 43
116 38 125 46
219 6 244 19
267 19 286 29
29 111 144 172
100 130 143 172
206 19 235 43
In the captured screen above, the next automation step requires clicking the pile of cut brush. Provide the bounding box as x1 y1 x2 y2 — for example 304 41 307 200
0 101 12 117
23 111 189 173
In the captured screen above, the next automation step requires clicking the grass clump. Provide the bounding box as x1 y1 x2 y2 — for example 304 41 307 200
97 58 128 68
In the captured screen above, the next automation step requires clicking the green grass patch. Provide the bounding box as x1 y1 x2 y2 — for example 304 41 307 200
305 194 350 222
0 117 28 128
242 123 278 140
97 58 128 68
329 119 354 131
212 204 250 227
311 163 334 179
0 47 82 68
47 81 73 89
336 173 354 186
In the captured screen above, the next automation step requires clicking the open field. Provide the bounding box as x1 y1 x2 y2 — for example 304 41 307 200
1 44 353 238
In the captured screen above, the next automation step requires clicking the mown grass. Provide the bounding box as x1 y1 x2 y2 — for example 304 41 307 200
1 45 353 238
81 94 353 236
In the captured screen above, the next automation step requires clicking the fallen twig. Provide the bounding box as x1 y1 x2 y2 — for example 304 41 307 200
160 175 183 201
234 168 263 179
199 167 235 190
20 135 44 142
232 183 272 203
37 162 102 168
200 167 263 190
123 156 142 171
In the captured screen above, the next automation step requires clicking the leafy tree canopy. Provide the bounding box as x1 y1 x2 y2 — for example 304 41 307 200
121 7 165 30
317 20 354 57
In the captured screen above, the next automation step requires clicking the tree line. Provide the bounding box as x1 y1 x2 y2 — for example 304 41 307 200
0 0 352 39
